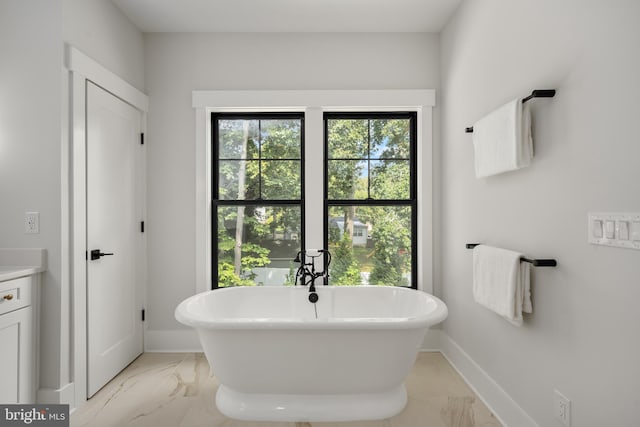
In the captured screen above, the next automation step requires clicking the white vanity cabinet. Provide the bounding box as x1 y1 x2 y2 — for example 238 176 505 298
0 274 39 404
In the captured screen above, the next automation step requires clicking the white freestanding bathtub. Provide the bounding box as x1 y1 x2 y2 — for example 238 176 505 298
175 285 447 422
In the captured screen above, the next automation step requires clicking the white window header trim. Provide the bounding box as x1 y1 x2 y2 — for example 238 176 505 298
192 89 435 110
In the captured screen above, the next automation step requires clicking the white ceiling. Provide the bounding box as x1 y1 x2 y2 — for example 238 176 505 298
112 0 461 33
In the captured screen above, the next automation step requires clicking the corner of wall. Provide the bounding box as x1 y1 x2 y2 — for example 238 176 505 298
144 329 202 353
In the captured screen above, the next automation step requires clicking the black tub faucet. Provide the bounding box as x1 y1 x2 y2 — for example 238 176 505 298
293 250 332 301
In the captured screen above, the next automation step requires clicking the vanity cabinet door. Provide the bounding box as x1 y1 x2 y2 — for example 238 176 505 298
0 306 33 403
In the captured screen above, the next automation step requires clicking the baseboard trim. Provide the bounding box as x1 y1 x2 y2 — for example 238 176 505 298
422 330 539 427
37 382 74 405
144 329 202 352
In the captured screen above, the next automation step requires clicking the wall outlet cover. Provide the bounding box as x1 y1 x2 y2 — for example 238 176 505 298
25 212 39 234
554 390 571 426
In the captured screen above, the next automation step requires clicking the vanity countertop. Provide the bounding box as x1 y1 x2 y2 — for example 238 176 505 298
0 249 47 282
0 266 46 282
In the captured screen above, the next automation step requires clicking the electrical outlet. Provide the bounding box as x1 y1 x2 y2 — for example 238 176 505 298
554 390 571 426
25 212 39 234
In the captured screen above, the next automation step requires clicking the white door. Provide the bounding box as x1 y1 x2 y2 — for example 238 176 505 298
86 82 144 397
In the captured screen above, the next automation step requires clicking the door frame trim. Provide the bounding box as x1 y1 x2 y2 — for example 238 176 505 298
66 45 148 410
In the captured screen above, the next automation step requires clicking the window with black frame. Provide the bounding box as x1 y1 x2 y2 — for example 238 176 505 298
324 112 417 288
212 113 304 288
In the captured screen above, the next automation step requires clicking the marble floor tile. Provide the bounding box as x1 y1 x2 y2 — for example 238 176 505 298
405 352 471 399
71 352 502 427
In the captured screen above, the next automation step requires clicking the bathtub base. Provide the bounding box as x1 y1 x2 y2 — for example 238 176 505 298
216 384 408 422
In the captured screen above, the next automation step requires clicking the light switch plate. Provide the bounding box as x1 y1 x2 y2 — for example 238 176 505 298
593 220 603 238
618 221 629 240
588 212 640 250
604 220 615 239
631 221 640 242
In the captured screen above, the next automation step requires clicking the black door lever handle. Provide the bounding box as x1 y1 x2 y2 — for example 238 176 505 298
90 249 114 261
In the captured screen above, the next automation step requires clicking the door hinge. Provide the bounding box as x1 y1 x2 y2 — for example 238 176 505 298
140 133 144 145
141 221 145 233
141 309 145 322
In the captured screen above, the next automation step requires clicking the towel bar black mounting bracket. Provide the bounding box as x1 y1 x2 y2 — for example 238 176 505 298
466 243 557 267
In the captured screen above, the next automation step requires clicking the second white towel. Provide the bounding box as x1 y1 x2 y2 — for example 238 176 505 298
472 98 533 178
472 245 532 326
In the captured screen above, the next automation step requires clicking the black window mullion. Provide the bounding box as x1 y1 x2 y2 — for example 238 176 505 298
411 198 417 292
327 199 413 207
410 112 417 200
212 116 220 200
300 115 306 254
323 116 329 256
215 200 303 207
329 158 410 161
249 158 301 161
258 119 263 199
367 119 371 200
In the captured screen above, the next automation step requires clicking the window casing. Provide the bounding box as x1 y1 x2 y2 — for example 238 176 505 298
197 89 434 294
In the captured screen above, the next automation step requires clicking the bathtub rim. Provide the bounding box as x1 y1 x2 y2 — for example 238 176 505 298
175 285 448 330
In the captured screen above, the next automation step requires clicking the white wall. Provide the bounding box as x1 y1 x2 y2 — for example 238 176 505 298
144 32 440 331
62 0 145 92
0 0 64 392
440 1 640 426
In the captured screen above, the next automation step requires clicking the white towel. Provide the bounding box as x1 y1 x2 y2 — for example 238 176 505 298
472 245 532 326
472 98 533 178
